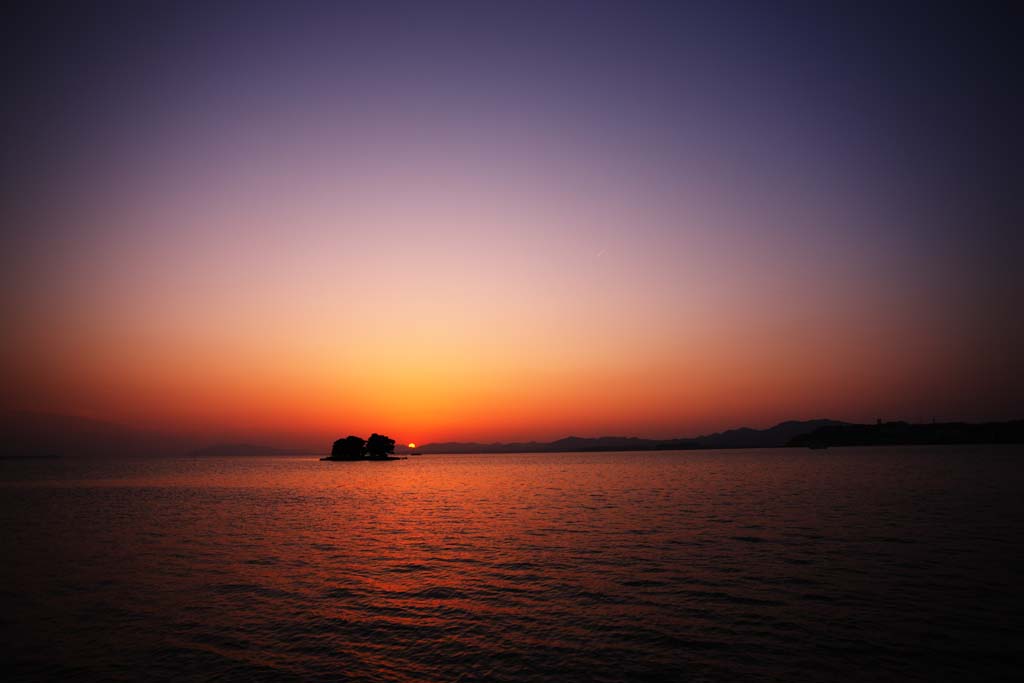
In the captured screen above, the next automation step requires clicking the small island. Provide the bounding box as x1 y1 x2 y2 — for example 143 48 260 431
321 433 404 461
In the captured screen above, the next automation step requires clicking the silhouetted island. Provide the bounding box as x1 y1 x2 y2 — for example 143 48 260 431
322 433 404 461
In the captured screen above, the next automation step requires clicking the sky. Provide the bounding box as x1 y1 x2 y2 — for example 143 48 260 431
3 1 1021 448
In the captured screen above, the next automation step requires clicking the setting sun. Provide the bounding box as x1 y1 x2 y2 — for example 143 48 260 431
408 443 416 449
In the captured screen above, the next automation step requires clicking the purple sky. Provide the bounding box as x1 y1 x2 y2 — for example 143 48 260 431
3 2 1021 444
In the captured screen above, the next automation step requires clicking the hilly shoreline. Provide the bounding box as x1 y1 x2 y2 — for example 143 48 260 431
409 419 1024 454
412 419 846 454
4 412 1022 458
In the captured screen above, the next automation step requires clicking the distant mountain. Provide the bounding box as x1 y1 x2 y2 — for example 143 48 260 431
0 411 321 458
689 419 847 449
407 437 659 454
0 410 195 457
413 420 847 454
188 443 296 457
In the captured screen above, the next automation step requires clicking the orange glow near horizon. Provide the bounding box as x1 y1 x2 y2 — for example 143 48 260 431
1 187 1007 448
3 5 1020 449
3 279 988 450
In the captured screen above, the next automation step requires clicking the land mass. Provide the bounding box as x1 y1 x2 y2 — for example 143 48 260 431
409 419 1024 454
789 420 1024 448
3 412 1021 457
0 411 195 458
187 443 302 457
410 419 846 454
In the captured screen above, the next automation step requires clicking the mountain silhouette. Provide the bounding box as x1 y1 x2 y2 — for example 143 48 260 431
688 419 847 449
0 411 195 457
6 412 1020 458
409 420 846 454
187 443 298 457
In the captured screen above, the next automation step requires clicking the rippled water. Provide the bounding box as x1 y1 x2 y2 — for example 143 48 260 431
2 447 1022 681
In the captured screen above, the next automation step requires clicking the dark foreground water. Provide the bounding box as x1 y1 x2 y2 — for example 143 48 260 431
2 447 1022 681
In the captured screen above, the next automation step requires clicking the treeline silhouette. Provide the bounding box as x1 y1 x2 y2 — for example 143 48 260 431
789 420 1024 448
322 433 398 461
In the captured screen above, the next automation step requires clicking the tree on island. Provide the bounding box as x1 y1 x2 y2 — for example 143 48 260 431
322 433 399 461
365 433 396 460
329 435 365 460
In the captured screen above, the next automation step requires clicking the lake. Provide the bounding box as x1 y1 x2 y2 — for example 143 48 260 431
2 447 1021 681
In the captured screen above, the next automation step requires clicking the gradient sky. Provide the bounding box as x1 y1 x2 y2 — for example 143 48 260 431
3 2 1021 448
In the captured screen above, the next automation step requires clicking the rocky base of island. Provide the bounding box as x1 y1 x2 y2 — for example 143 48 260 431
321 455 405 461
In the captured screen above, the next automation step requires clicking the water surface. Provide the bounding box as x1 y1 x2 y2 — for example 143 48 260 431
2 447 1022 680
